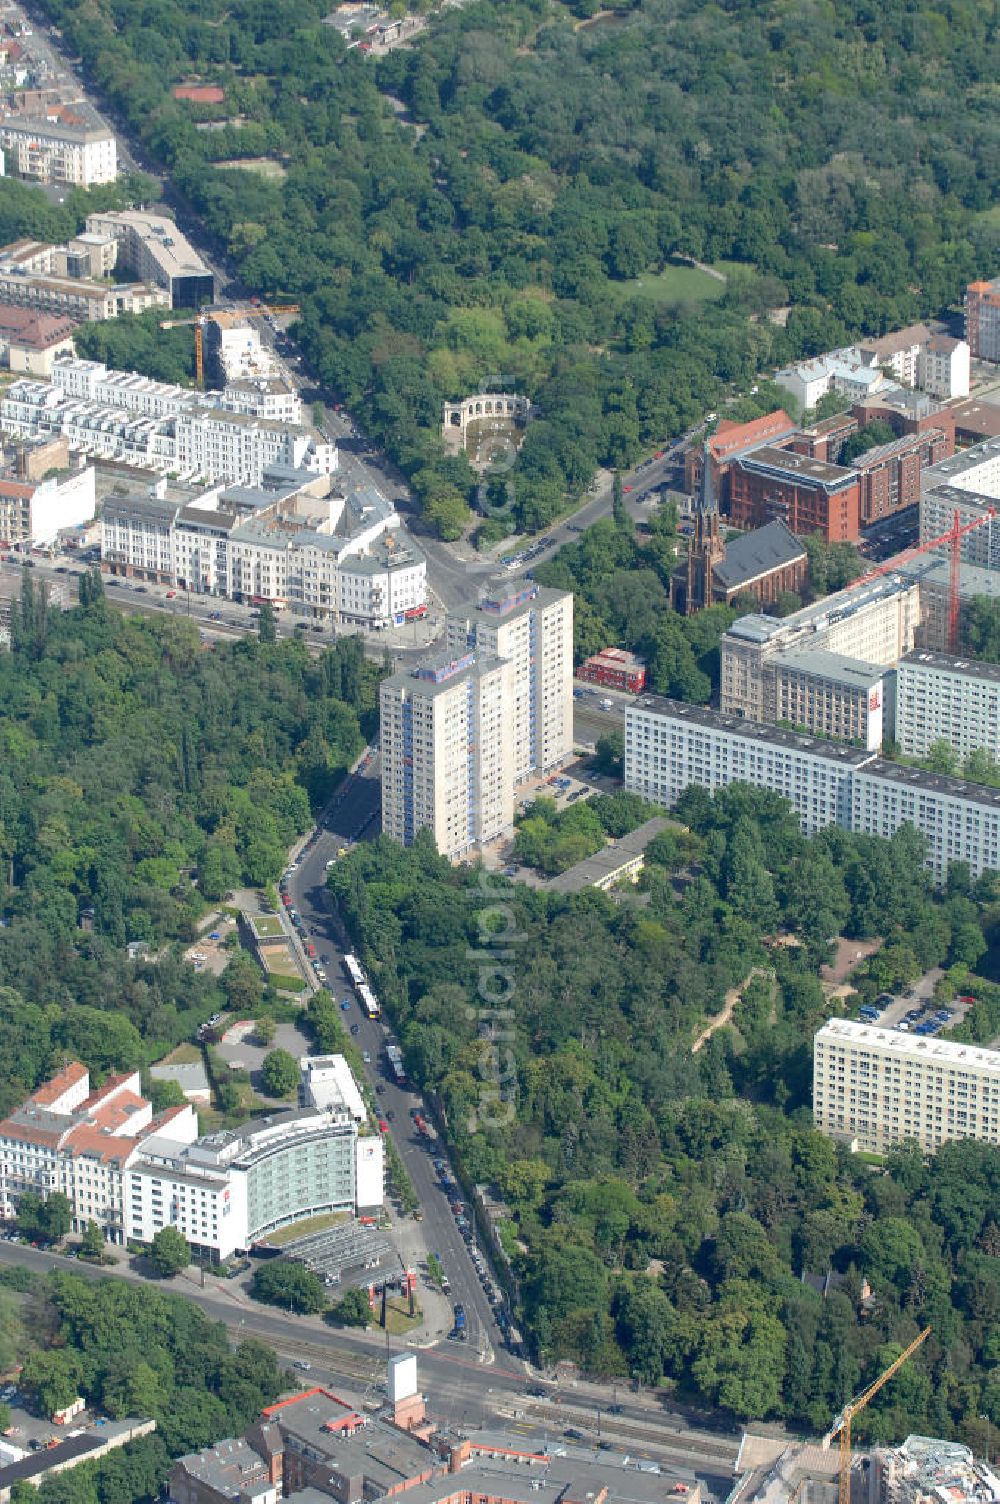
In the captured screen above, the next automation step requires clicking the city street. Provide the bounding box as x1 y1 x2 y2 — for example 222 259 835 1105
0 1239 739 1491
281 775 502 1368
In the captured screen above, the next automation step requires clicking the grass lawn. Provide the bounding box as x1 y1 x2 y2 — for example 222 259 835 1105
975 205 1000 229
159 1042 202 1065
383 1296 423 1336
264 1211 350 1247
261 944 296 974
216 157 287 179
620 262 726 305
269 973 306 994
252 914 284 939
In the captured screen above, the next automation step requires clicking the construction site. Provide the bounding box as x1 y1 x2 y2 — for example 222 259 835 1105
730 1332 1000 1504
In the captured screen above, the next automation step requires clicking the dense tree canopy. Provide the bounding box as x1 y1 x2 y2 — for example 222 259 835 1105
9 1270 283 1504
328 795 998 1438
31 0 1000 534
0 584 378 1114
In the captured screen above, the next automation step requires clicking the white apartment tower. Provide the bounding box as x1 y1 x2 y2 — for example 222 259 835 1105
895 650 1000 764
380 649 514 858
814 1020 1000 1154
446 583 573 785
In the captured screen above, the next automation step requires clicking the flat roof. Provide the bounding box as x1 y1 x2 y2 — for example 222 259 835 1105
773 647 885 689
816 1018 1000 1069
547 816 674 893
725 569 919 647
949 398 1000 439
86 210 211 280
857 757 1000 810
738 446 858 489
899 553 1000 601
923 434 1000 492
899 648 1000 686
628 697 876 765
383 649 507 700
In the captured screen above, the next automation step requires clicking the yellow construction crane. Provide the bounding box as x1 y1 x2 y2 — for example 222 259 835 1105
823 1328 932 1504
158 303 299 389
158 315 205 387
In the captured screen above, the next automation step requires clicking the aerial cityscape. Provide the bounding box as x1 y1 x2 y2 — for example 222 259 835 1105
0 5 999 1504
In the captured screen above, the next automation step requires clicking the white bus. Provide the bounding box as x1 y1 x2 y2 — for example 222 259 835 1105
344 953 366 989
358 983 381 1020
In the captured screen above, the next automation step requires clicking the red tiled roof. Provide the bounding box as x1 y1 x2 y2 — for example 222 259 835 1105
708 410 795 462
62 1124 135 1163
31 1062 88 1107
0 480 34 501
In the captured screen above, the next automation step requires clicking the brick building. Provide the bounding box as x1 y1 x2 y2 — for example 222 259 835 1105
852 428 949 525
728 447 861 542
789 412 859 464
851 392 955 455
684 409 796 503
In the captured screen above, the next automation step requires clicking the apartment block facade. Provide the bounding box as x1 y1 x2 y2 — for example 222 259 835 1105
380 650 514 858
624 700 868 836
853 429 948 525
0 115 117 186
813 1020 1000 1153
896 650 1000 763
128 1107 382 1261
917 335 970 399
919 437 1000 570
0 1061 381 1260
100 473 425 627
965 277 1000 362
85 210 214 308
720 574 920 727
851 761 1000 883
625 699 1000 883
0 1063 197 1242
1 371 333 487
446 583 574 785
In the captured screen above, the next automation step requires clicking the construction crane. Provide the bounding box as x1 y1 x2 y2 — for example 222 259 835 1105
158 315 205 387
158 304 300 390
823 1327 931 1504
848 507 996 652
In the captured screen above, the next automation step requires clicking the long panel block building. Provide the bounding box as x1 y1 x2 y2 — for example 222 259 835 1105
625 698 1000 882
814 1020 1000 1153
896 649 1000 762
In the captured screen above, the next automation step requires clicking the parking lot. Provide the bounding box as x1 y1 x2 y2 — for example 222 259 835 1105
184 915 236 977
851 978 975 1038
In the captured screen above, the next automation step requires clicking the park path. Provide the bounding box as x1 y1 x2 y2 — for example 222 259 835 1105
691 966 771 1053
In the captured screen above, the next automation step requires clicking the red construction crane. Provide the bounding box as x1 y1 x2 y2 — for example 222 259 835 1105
850 506 997 652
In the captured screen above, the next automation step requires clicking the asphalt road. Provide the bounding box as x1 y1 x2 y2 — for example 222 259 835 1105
0 1240 738 1488
282 780 504 1368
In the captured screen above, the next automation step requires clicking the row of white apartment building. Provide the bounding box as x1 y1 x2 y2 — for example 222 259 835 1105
896 649 1000 764
0 1059 383 1260
380 583 574 857
0 360 333 489
624 697 1000 883
775 324 970 411
814 1020 1000 1154
0 104 117 187
100 467 427 629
